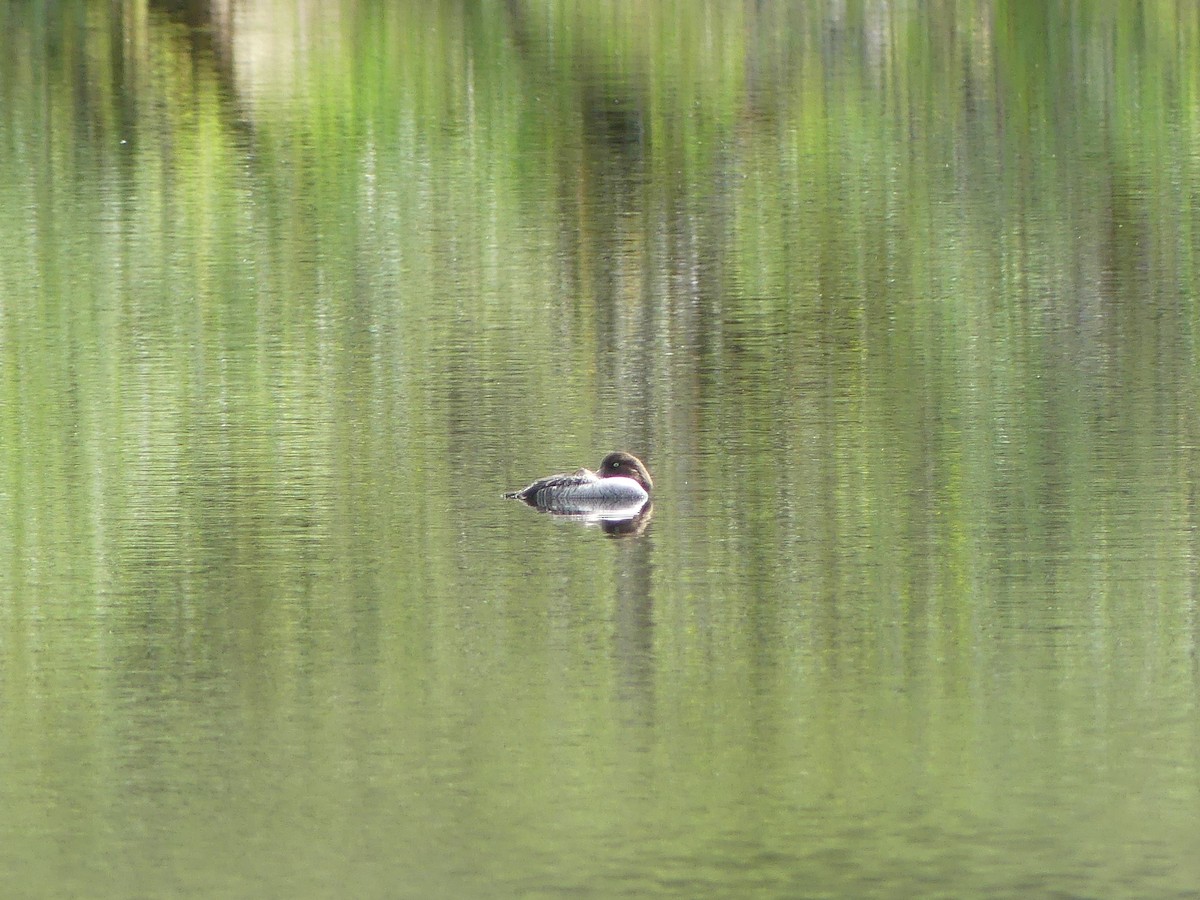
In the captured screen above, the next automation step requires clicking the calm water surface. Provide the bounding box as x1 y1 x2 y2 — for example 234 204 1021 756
3 1 1200 897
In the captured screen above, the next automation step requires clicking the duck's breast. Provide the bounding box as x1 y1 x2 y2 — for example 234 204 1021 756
560 475 648 503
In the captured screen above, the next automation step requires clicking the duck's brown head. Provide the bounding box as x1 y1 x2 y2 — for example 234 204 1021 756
598 451 653 493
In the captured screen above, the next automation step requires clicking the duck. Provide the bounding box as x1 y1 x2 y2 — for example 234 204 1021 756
504 451 653 510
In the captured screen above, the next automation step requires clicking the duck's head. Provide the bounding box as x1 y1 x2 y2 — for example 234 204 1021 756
598 451 653 493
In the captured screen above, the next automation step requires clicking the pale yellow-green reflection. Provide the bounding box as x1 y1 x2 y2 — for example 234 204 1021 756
1 1 1199 897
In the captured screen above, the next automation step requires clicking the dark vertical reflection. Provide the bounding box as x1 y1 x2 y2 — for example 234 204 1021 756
611 539 656 733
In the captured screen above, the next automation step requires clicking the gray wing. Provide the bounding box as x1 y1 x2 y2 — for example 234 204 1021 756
504 468 597 504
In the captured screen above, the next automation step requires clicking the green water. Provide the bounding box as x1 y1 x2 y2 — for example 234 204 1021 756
3 1 1200 896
